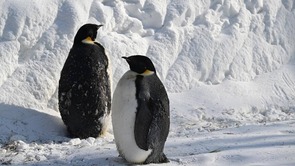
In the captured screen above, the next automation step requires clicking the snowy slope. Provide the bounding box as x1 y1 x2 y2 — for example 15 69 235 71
0 0 295 165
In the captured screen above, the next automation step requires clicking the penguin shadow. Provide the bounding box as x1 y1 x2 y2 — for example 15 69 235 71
165 133 295 161
104 156 171 166
0 103 68 144
74 156 130 166
107 156 136 166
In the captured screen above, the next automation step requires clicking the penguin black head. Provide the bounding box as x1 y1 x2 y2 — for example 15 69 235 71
74 24 103 45
122 55 156 76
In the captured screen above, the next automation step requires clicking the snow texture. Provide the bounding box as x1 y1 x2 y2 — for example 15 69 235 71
0 0 295 165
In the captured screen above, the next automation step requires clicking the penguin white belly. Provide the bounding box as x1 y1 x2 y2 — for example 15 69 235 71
112 71 152 163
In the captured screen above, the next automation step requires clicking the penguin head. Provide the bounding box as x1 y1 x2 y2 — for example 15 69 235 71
122 55 156 76
74 24 103 45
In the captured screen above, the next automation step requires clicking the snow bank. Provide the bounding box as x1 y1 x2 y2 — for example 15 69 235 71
0 0 294 111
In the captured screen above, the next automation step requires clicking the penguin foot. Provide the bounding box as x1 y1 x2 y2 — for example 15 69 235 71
144 153 169 164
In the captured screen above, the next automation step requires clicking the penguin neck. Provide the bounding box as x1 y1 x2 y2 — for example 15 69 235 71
135 75 144 87
73 42 93 47
124 70 154 82
123 70 138 80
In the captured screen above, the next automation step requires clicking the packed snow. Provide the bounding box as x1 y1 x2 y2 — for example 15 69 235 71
0 0 295 165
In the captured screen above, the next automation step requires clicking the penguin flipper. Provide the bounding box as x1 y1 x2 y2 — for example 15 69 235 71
145 98 170 163
134 99 153 151
134 98 169 152
147 98 169 149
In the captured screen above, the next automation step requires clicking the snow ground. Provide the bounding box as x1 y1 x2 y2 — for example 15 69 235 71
0 101 294 166
0 0 295 165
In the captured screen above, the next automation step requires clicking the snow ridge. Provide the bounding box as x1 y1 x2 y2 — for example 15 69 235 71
0 0 294 110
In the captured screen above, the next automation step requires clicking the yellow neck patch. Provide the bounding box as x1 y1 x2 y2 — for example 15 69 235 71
82 36 95 44
140 70 154 76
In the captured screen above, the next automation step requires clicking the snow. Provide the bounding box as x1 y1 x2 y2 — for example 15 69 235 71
0 0 295 165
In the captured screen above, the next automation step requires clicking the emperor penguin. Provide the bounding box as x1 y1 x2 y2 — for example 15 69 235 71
112 55 170 164
58 24 111 139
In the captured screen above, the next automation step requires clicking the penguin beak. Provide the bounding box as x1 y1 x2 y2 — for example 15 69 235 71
122 57 129 61
97 25 103 29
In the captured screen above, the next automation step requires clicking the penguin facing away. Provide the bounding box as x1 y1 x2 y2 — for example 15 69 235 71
112 55 170 164
58 24 111 139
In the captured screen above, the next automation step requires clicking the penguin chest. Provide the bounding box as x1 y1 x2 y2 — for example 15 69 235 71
112 72 152 163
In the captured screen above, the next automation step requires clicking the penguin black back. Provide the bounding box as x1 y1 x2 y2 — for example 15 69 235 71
134 74 170 163
58 24 111 139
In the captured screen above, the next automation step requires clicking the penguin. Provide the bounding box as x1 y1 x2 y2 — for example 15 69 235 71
58 24 111 139
112 55 170 164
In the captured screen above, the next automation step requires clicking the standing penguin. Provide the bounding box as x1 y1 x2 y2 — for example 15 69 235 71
112 55 170 164
58 24 111 139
